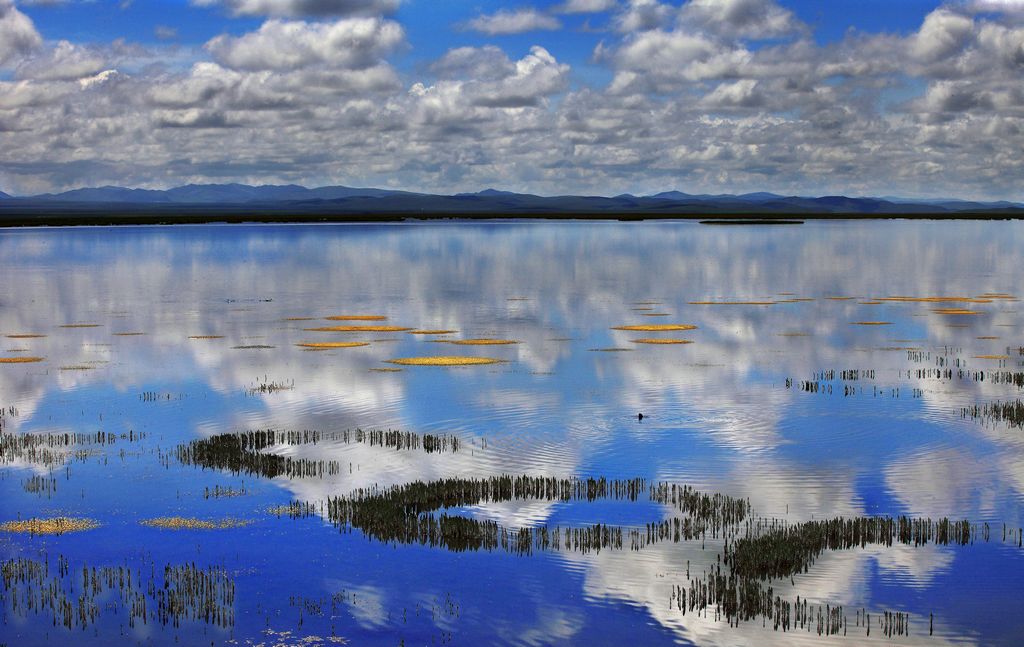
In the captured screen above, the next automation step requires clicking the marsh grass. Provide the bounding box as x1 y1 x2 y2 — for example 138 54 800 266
0 357 44 363
140 517 251 530
612 324 698 332
297 342 370 349
631 338 693 345
306 326 413 332
446 339 519 346
325 315 388 321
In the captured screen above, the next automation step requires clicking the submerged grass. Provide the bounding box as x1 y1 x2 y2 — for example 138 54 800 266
5 334 46 339
325 315 388 321
1 517 99 535
140 517 251 530
296 342 370 349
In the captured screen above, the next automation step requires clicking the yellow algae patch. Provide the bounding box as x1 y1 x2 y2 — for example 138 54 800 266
386 356 505 366
306 325 413 333
5 334 46 339
408 329 458 335
190 335 224 340
60 324 101 328
0 356 44 363
932 308 984 315
1 517 99 535
878 296 992 304
974 354 1010 360
297 342 370 349
325 315 388 321
141 517 251 530
612 324 698 332
851 321 893 326
859 301 884 305
689 301 775 306
447 339 520 346
632 338 693 345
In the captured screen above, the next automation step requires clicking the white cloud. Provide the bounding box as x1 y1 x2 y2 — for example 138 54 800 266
554 0 617 14
190 0 399 17
205 17 404 71
464 9 562 35
681 0 804 39
0 0 42 67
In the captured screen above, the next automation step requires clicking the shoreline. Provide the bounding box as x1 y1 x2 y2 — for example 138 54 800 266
1 209 1023 227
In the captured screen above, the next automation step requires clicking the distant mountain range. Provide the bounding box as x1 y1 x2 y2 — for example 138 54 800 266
1 183 1021 220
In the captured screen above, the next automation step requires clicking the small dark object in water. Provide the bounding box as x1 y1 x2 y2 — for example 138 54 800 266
638 413 644 421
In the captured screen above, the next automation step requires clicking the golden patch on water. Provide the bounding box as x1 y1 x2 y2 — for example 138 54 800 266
385 356 505 366
612 324 698 332
140 517 251 530
978 293 1016 298
305 326 413 332
447 339 520 346
0 357 44 363
60 324 101 328
370 367 404 372
297 342 370 349
5 334 46 339
859 301 884 305
190 335 224 339
631 338 693 345
408 329 458 335
632 307 655 311
689 301 775 306
325 315 388 321
1 517 99 535
112 332 146 336
878 296 991 304
932 308 984 315
973 354 1010 360
851 321 893 325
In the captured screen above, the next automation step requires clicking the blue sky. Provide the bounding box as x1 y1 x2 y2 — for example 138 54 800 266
2 0 1023 198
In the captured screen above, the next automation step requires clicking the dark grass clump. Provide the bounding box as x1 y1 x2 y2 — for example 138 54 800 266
176 429 460 479
962 400 1024 429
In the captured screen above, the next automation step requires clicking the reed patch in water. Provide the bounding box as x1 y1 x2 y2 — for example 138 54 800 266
59 324 101 328
0 357 44 363
409 330 458 335
189 335 224 339
851 321 892 326
5 334 45 339
446 339 519 346
297 342 370 349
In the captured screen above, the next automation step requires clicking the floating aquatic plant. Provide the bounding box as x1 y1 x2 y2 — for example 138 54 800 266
0 517 99 535
386 356 505 366
140 517 251 530
306 326 413 333
612 324 698 332
631 338 693 345
296 342 370 349
0 357 44 363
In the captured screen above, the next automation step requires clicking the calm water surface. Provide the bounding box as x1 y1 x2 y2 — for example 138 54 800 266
1 221 1023 646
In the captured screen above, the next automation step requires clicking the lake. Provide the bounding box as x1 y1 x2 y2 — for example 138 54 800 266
1 220 1023 646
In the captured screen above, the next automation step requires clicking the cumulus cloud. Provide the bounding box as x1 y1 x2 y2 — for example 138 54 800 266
464 9 562 35
206 17 404 71
554 0 618 14
0 0 42 66
190 0 399 17
681 0 804 39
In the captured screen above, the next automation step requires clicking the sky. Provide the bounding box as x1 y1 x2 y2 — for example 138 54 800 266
1 0 1023 199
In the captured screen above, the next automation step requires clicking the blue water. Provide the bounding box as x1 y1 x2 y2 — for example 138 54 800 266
1 221 1023 646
